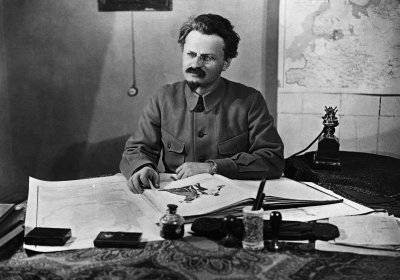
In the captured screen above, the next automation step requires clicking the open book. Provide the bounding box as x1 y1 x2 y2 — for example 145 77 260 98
142 174 343 222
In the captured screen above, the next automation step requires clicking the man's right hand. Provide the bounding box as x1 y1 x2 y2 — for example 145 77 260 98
127 166 160 194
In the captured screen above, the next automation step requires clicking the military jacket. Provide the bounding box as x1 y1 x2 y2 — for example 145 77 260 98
120 78 284 180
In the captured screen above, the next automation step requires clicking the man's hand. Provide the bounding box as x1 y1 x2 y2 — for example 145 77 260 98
176 162 213 179
127 166 159 194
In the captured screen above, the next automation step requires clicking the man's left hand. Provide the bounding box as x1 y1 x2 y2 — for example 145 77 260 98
176 162 213 179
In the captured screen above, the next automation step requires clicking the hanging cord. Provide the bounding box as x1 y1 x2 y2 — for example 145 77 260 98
128 11 138 96
286 128 325 160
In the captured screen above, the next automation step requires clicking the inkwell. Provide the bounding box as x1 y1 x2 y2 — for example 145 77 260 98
160 204 185 239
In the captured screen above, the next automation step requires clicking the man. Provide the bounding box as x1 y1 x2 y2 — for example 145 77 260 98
120 14 284 193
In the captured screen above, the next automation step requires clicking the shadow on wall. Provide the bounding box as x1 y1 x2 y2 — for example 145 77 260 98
0 135 127 203
1 0 116 203
50 135 130 181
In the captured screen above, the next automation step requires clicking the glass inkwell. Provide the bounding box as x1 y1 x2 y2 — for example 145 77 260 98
159 204 185 240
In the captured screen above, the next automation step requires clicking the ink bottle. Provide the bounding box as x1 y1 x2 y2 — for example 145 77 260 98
160 204 185 240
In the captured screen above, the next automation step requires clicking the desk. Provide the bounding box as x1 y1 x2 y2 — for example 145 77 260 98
285 151 400 217
1 152 399 279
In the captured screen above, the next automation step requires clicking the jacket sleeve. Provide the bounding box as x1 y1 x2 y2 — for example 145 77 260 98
119 94 161 180
212 92 285 180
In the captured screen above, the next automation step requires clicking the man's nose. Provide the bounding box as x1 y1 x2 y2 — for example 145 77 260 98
191 56 204 68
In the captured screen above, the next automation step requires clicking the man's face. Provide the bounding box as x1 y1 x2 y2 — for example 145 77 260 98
182 30 230 90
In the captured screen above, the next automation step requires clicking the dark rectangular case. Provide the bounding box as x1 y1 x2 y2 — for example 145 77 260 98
24 227 71 246
93 231 143 248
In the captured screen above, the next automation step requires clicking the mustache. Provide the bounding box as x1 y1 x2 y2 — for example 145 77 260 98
186 67 206 78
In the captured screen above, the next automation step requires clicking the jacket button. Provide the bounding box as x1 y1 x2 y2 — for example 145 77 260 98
167 143 171 149
198 131 205 138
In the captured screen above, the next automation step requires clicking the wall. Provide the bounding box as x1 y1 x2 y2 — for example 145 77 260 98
278 93 400 159
0 0 271 202
0 1 19 202
276 1 400 160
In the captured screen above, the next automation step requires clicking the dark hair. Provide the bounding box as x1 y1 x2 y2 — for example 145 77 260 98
178 14 240 60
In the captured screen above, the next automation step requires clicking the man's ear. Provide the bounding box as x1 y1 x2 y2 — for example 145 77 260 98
222 59 231 71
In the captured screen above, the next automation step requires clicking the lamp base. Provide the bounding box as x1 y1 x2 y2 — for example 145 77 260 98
313 135 341 170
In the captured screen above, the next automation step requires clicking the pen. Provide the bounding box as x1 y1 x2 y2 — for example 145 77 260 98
255 193 265 211
252 177 267 210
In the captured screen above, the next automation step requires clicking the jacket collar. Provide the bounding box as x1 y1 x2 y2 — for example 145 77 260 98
185 78 226 112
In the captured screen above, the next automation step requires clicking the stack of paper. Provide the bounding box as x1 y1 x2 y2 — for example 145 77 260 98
0 203 24 248
316 213 400 257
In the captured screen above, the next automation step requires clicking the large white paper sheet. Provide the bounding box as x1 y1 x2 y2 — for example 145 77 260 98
315 214 400 256
315 240 400 257
330 215 400 247
24 174 162 252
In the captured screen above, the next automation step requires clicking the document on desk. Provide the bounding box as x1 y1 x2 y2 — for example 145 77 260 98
316 214 400 256
24 174 162 252
330 215 400 248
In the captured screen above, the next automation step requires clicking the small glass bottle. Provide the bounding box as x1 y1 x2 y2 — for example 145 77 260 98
159 204 185 240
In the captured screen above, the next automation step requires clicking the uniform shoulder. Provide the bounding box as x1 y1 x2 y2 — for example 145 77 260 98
151 81 187 106
157 81 186 94
223 78 262 98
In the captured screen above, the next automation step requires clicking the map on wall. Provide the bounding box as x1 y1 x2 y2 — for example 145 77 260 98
278 0 400 94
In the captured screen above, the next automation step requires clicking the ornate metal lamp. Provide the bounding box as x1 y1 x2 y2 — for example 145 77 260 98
313 106 341 169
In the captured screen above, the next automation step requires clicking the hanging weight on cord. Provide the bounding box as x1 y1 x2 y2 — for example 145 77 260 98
128 11 138 97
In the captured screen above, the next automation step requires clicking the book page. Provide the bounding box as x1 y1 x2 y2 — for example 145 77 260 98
257 179 341 201
229 179 373 222
143 174 252 217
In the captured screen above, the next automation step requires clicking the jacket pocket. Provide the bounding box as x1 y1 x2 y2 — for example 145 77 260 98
218 131 248 157
161 129 185 170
